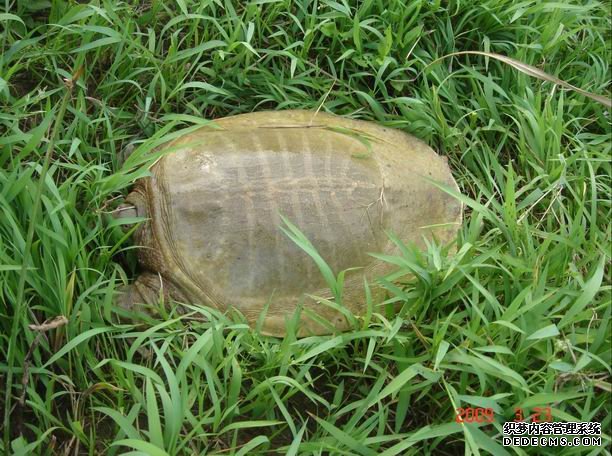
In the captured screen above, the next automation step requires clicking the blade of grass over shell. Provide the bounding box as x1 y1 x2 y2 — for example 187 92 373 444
279 214 342 302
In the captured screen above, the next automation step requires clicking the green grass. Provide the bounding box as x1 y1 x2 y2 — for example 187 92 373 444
1 0 610 454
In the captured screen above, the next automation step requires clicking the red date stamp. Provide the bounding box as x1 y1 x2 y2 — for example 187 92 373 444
455 407 495 423
514 407 552 423
454 407 553 423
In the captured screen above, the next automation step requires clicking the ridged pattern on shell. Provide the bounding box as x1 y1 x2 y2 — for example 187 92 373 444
160 128 386 307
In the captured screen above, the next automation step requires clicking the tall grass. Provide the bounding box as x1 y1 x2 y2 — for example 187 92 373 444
1 0 610 454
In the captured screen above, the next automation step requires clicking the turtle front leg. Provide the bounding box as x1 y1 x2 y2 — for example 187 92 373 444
115 272 186 319
115 272 163 318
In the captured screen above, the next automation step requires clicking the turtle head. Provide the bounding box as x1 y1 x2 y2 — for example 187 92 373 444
113 190 147 234
115 202 138 220
111 186 164 272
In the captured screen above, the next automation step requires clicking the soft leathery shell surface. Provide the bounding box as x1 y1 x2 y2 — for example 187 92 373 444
140 110 462 336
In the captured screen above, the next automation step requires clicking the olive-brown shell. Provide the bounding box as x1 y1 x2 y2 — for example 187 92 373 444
128 110 462 336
